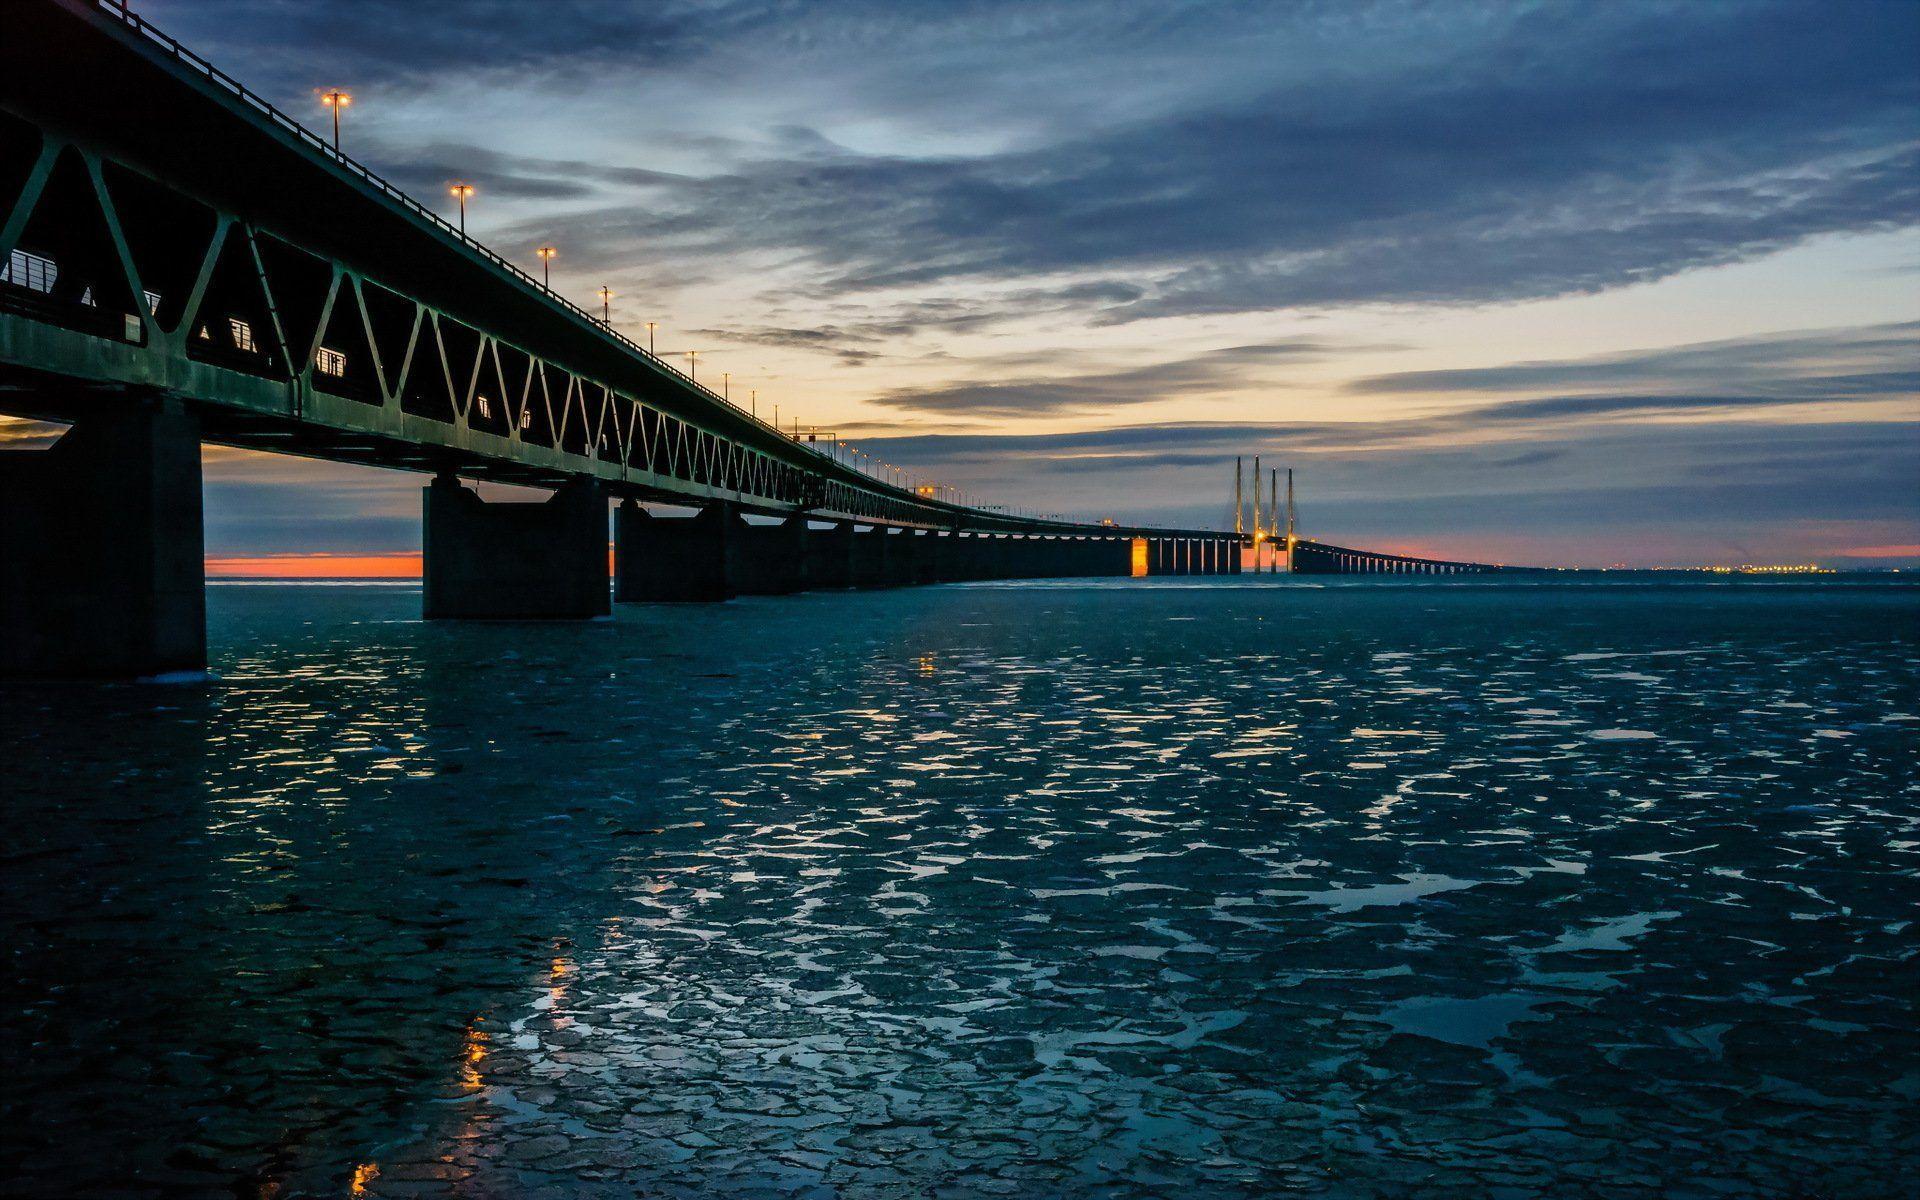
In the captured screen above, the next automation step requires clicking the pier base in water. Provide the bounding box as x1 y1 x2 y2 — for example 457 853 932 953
0 398 205 677
614 501 734 603
423 475 609 620
730 514 809 596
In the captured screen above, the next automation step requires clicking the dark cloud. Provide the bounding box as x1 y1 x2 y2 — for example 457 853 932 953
369 143 689 205
137 0 724 88
137 0 1919 324
489 3 1919 321
872 339 1357 416
1351 322 1920 396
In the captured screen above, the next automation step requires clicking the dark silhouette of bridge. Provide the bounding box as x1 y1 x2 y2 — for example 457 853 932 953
0 0 1252 677
1284 539 1533 575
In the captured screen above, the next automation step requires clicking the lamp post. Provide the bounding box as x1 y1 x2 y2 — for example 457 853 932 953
320 90 350 154
449 183 474 235
685 350 699 381
721 371 730 403
536 245 556 291
750 389 756 419
644 321 657 356
598 286 614 325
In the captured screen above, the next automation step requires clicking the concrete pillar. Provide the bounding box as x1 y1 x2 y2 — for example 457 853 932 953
939 533 973 581
0 399 205 677
850 525 900 588
893 528 924 585
1010 535 1035 578
805 520 854 589
903 530 935 584
615 500 732 602
729 513 808 595
424 475 608 620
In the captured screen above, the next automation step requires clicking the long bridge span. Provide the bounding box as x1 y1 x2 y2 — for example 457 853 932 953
0 0 1247 677
1286 539 1534 576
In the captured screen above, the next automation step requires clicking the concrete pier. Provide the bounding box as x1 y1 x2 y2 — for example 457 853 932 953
804 521 854 590
424 475 609 619
730 514 808 595
0 399 205 678
851 526 905 588
614 501 733 602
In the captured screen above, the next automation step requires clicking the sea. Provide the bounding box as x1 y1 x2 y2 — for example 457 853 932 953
2 576 1916 1199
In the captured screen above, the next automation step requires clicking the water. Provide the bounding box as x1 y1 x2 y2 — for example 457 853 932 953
2 578 1916 1198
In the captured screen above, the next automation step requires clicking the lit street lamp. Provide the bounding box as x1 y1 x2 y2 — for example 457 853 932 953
449 183 474 234
598 285 614 324
536 245 556 290
320 89 350 154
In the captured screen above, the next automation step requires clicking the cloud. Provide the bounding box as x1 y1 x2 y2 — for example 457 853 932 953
139 0 719 87
1350 322 1920 396
139 0 1919 328
485 2 1919 324
870 339 1359 416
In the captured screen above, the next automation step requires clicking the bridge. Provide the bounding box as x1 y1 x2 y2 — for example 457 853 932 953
1285 539 1533 575
0 0 1247 678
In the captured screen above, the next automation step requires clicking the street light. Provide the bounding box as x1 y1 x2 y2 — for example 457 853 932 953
597 285 614 324
320 89 350 154
644 321 657 356
449 183 474 234
536 245 556 291
750 389 756 419
685 350 699 381
721 372 730 403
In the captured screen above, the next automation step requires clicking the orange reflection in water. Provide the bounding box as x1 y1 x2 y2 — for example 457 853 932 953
349 1163 379 1195
1130 537 1148 577
460 1018 487 1092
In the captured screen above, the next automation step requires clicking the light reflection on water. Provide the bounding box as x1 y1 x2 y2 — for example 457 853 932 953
2 579 1917 1198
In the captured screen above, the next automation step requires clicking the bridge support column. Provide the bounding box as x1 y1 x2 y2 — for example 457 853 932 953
947 531 980 582
0 398 205 678
1008 536 1043 578
804 520 854 589
424 474 608 620
729 514 808 595
850 526 901 588
615 501 733 603
906 531 939 584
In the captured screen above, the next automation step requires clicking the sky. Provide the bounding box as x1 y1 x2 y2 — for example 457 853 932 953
98 0 1920 567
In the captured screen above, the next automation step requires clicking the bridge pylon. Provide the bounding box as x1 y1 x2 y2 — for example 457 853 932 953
0 395 205 677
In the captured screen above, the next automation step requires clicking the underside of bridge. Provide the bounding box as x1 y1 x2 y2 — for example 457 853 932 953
0 0 1244 678
0 396 1246 677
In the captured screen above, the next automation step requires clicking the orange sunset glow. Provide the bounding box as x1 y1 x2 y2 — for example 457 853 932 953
206 552 424 579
